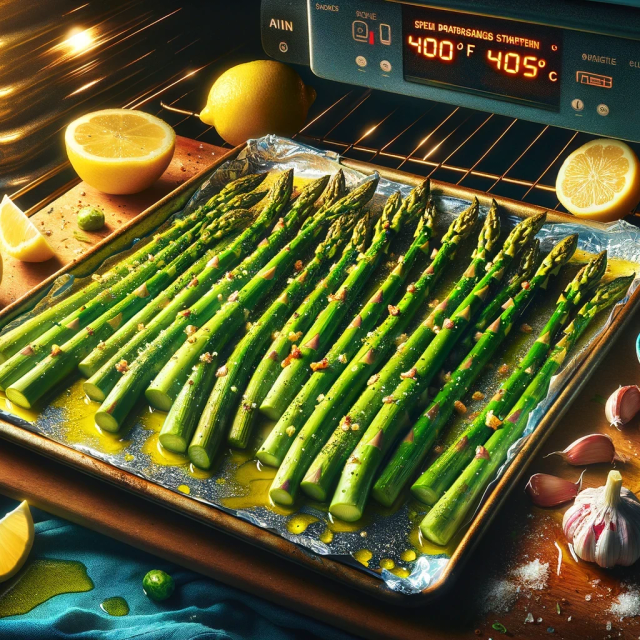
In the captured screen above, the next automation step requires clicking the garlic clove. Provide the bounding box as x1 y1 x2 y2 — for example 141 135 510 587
563 470 640 568
525 471 584 507
546 433 625 466
604 385 640 428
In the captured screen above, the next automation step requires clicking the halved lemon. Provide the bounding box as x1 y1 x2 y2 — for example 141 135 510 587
0 195 55 262
65 109 176 195
556 139 640 222
0 501 34 583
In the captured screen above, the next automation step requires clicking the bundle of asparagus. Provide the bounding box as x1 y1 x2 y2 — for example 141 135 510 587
0 160 630 560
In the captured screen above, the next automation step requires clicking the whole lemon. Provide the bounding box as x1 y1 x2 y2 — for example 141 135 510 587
200 60 316 146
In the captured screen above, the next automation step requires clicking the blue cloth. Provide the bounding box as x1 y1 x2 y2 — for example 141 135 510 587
0 497 357 640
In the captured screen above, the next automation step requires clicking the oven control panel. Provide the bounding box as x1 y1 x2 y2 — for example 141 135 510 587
262 0 640 142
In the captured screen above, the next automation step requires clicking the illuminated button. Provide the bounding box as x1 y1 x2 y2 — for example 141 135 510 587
380 24 392 45
279 42 288 53
571 98 584 111
380 60 392 73
352 20 368 42
597 103 610 116
356 55 367 68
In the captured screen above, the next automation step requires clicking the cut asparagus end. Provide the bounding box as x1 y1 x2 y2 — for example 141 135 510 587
145 388 174 413
370 486 396 508
259 397 288 421
158 433 188 454
419 519 452 547
329 502 363 523
94 410 121 433
299 478 328 502
255 449 283 468
187 445 213 470
269 486 295 506
83 381 107 403
5 387 32 409
410 483 440 507
78 360 101 379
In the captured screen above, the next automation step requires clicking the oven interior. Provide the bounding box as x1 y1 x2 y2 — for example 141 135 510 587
3 0 640 220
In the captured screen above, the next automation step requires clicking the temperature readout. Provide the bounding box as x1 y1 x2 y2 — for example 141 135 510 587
402 6 563 110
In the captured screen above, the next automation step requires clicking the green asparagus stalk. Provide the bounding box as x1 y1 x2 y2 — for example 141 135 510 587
0 173 266 362
266 200 478 505
94 175 375 432
331 234 578 521
181 213 355 462
77 189 268 378
257 184 435 471
412 250 607 506
81 171 330 403
300 203 502 502
4 208 256 409
258 191 405 421
420 274 634 546
227 207 371 451
145 177 380 414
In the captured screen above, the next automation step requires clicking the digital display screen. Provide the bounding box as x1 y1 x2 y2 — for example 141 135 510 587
402 6 563 110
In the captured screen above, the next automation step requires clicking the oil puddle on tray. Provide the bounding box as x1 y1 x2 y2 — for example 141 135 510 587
0 559 94 618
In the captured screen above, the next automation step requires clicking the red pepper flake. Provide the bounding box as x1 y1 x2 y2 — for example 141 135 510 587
407 283 416 293
294 260 303 272
50 345 62 357
400 367 417 379
115 359 129 373
454 400 467 415
475 445 490 460
310 358 329 371
472 391 485 401
443 318 454 330
521 281 531 290
388 305 400 316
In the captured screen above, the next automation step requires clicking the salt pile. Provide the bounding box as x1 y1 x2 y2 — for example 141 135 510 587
609 585 640 620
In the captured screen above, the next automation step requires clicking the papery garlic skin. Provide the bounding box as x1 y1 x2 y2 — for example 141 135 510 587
605 385 640 427
563 470 640 568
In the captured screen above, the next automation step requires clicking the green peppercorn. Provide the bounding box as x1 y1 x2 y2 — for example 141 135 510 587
77 206 105 231
142 569 175 601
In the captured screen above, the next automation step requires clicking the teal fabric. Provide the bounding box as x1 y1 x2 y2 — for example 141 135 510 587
0 498 357 640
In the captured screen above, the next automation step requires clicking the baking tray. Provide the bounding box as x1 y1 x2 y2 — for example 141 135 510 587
0 142 638 605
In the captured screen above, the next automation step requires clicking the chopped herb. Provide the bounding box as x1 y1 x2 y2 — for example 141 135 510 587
73 231 93 244
556 602 561 615
492 622 507 634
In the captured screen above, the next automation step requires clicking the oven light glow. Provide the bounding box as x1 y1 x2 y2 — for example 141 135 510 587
63 28 95 55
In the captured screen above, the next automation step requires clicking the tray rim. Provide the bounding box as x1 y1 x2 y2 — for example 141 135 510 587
0 143 637 606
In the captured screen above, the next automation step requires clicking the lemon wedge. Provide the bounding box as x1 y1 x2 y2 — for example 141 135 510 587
0 195 55 262
0 501 34 583
556 139 640 222
65 109 176 195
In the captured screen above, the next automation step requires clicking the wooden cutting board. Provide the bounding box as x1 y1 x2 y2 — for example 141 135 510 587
1 140 640 638
0 136 226 309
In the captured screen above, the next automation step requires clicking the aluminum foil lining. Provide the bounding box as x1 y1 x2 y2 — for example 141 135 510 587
2 135 640 596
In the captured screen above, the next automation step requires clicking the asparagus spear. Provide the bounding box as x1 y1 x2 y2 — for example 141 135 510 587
257 184 435 471
77 189 268 378
412 250 607 506
0 173 266 362
228 198 374 452
4 208 256 409
258 191 405 421
181 213 356 461
81 172 330 402
94 175 375 432
301 202 502 501
332 234 578 520
420 274 634 546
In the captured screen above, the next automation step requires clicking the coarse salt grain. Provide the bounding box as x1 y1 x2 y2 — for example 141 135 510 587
480 579 520 614
609 585 640 619
511 558 550 591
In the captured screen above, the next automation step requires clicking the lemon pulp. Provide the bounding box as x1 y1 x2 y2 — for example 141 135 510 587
0 196 54 263
0 501 34 583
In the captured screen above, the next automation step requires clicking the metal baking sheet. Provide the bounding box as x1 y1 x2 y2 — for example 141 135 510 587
1 136 639 603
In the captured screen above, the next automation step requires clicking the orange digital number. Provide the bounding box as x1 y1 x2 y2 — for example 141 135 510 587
408 35 422 55
487 49 502 70
424 37 437 58
439 40 454 61
523 55 538 78
504 52 520 74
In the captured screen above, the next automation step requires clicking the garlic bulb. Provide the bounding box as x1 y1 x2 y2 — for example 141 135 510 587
563 470 640 568
605 385 640 427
